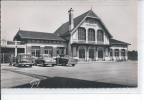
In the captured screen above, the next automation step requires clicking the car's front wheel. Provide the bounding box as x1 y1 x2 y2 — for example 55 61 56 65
51 64 55 67
72 64 75 66
34 63 37 66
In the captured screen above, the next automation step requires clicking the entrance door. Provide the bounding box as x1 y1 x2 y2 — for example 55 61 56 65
98 49 103 59
79 48 85 59
89 48 94 60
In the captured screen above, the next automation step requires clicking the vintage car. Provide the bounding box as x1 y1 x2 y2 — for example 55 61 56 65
34 54 56 67
10 54 33 67
55 55 78 66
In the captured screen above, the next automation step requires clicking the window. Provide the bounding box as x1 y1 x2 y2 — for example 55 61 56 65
86 18 96 24
78 27 86 40
97 30 104 42
79 47 85 58
35 40 40 43
57 47 65 56
31 46 40 57
44 50 48 54
121 49 125 56
115 49 119 57
44 46 53 57
110 49 112 56
88 29 95 41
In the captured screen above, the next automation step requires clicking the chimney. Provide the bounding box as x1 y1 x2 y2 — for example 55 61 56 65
68 8 74 31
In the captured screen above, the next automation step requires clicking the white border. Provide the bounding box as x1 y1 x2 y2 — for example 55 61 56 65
1 0 144 99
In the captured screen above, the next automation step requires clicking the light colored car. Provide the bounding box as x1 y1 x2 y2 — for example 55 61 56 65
35 54 56 67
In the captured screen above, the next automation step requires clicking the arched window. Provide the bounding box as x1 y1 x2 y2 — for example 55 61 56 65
97 30 104 42
88 29 95 41
78 27 86 40
79 47 85 59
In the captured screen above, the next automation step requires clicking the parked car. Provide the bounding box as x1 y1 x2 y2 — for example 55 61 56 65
10 54 33 67
55 55 78 66
35 54 56 67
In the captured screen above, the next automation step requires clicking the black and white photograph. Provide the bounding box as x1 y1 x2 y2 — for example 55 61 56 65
1 0 138 89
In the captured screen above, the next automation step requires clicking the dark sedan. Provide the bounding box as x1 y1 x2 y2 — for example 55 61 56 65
55 56 78 66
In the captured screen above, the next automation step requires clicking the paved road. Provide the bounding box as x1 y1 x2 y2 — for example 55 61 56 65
1 61 137 88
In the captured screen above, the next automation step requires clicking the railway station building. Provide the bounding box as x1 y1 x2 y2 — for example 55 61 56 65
10 8 130 61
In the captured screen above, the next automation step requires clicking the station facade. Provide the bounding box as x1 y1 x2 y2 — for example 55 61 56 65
12 8 130 61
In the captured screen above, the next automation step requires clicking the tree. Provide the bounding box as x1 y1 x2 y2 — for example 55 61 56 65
128 50 138 60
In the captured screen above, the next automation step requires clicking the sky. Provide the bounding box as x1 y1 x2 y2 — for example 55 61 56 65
1 0 137 50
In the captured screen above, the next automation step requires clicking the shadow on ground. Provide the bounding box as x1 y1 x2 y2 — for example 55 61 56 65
13 77 137 88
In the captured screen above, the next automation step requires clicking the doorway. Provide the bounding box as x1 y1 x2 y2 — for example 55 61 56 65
79 47 85 59
89 48 94 60
98 48 103 59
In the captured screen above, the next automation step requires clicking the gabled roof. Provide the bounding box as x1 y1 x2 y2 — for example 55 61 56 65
110 39 130 45
14 30 65 41
54 9 112 38
54 10 90 36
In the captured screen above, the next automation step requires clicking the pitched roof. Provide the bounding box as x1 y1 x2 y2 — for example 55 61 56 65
54 9 112 38
54 10 90 36
110 39 130 45
14 30 65 41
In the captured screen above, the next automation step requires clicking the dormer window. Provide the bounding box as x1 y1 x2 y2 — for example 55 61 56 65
78 27 86 40
86 17 96 24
